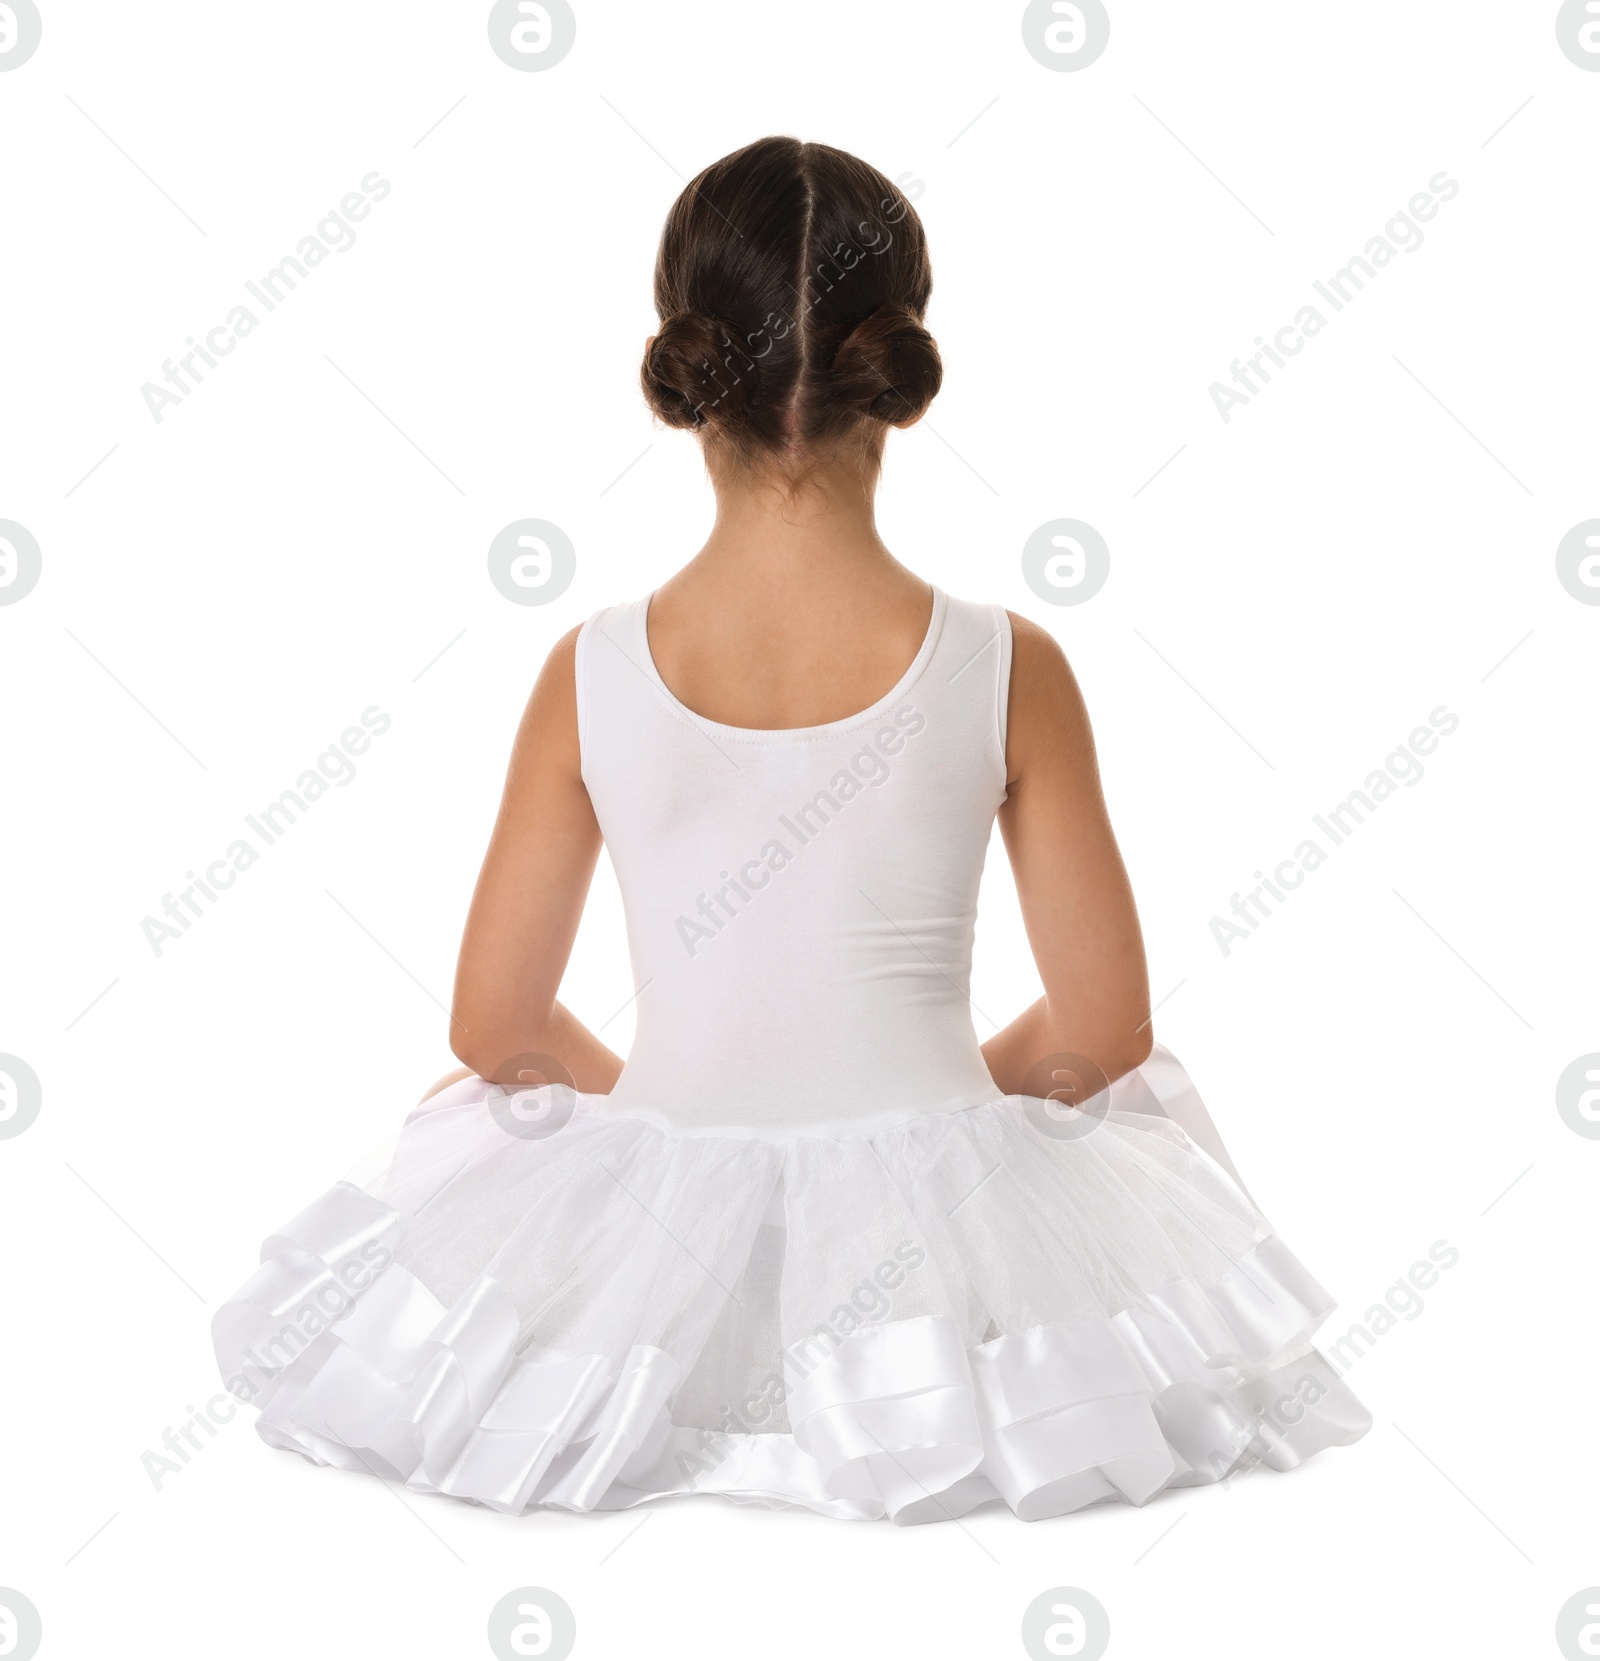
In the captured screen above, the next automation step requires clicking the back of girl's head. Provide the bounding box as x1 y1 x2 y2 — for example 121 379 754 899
641 137 941 470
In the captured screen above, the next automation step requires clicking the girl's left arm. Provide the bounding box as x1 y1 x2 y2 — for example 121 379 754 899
448 627 624 1092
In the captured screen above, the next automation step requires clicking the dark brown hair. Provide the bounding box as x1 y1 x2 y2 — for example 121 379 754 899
641 137 941 465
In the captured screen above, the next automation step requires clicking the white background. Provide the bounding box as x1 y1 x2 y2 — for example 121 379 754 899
2 2 1597 1657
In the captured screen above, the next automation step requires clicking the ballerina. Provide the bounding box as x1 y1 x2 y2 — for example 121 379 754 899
214 135 1370 1524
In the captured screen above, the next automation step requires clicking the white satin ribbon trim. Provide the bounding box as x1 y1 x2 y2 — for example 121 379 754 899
1120 1043 1255 1199
216 1177 1369 1523
970 1320 1174 1513
785 1316 984 1520
212 1181 404 1401
1145 1236 1335 1369
260 1180 402 1272
211 1182 684 1513
540 1345 682 1511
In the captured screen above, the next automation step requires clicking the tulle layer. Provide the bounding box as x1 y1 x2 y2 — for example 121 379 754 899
213 1051 1370 1524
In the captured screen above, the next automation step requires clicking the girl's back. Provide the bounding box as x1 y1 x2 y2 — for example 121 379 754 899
582 577 1007 1134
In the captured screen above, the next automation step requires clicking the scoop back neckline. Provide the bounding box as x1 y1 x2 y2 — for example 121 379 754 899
638 584 948 742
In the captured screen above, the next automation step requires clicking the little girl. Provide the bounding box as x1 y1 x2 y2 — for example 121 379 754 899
214 136 1370 1525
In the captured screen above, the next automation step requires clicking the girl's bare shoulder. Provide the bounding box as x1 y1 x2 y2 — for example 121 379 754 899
1002 611 1096 784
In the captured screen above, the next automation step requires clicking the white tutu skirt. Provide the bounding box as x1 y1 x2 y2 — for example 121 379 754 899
213 1048 1370 1524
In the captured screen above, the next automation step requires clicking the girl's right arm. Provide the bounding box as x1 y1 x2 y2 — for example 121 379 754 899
980 614 1154 1098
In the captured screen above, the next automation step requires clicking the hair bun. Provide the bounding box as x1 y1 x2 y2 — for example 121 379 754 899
829 304 943 425
641 311 758 430
643 139 941 456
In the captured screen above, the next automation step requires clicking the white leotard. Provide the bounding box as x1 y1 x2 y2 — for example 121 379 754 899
576 586 1013 1135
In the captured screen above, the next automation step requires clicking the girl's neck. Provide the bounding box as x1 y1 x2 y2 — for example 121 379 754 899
687 445 905 595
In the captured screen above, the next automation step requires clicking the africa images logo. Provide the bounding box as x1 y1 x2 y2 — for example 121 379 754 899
0 1 43 72
0 520 42 605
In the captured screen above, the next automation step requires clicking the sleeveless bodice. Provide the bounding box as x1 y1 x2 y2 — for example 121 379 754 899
575 587 1014 1135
